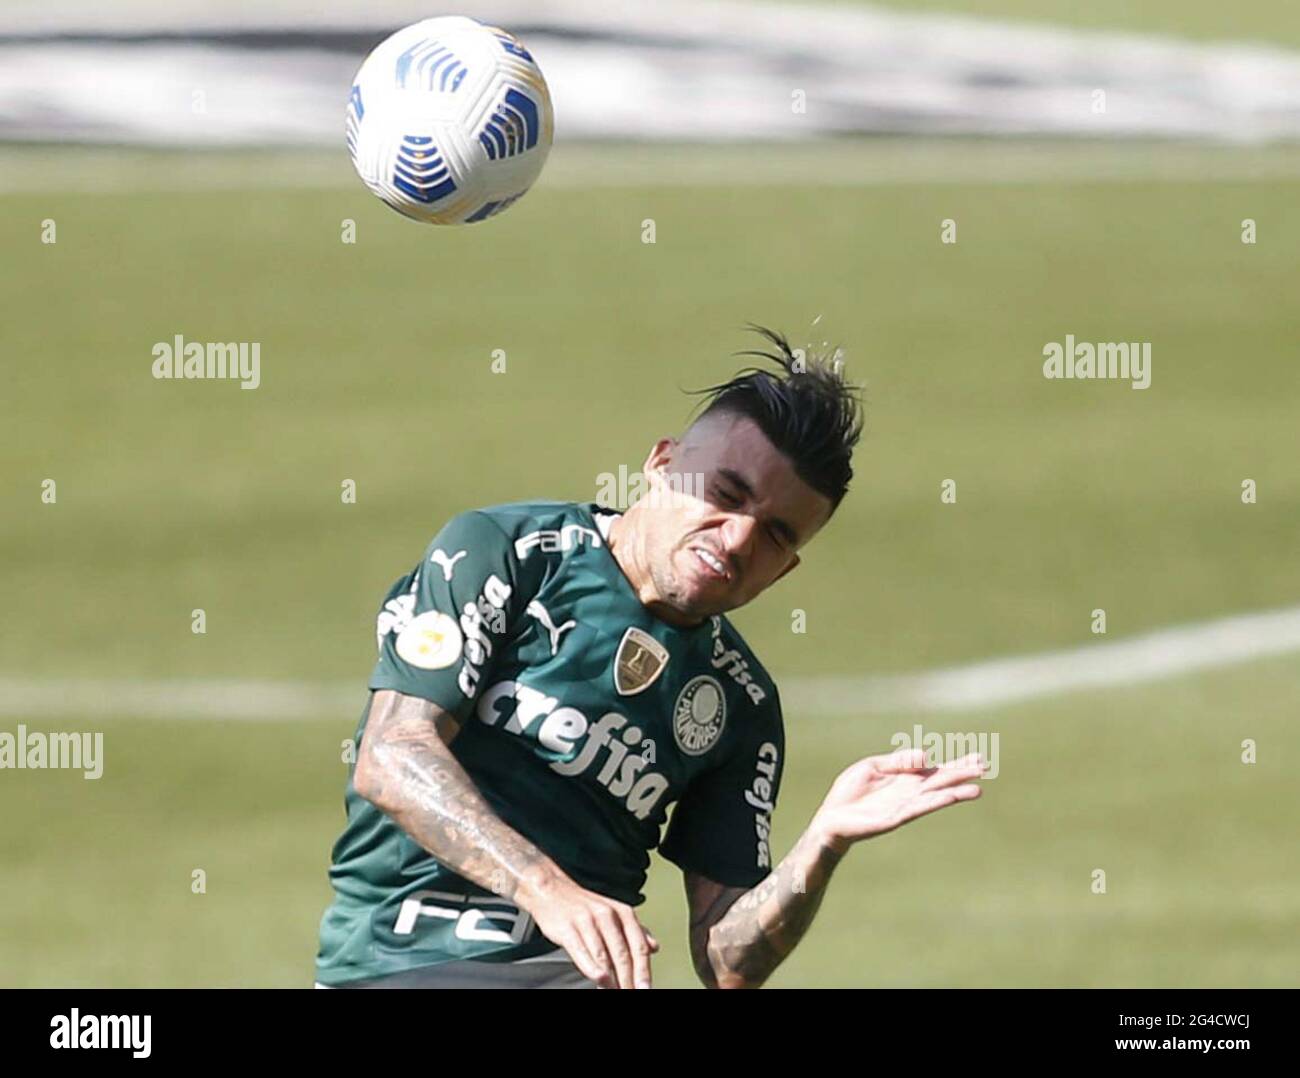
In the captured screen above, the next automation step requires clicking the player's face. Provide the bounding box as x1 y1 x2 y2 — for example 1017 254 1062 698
638 413 834 622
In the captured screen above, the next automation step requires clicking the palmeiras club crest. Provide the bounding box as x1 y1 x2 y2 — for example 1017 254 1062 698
672 676 726 756
613 627 669 696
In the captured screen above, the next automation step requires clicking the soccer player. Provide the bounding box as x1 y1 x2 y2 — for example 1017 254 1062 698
315 328 986 989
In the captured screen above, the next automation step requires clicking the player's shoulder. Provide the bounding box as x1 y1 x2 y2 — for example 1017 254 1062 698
431 499 591 545
459 499 608 560
705 613 783 721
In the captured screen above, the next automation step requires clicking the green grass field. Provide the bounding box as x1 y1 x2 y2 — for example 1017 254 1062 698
2 139 1298 986
810 0 1300 49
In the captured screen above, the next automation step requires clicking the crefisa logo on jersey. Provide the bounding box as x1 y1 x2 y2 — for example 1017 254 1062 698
746 742 780 869
455 574 512 696
476 680 671 820
708 617 767 705
672 676 726 756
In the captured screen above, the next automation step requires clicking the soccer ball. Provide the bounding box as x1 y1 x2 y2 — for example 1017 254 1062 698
346 16 554 225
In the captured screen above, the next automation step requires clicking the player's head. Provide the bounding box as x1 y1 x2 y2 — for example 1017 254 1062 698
626 325 862 624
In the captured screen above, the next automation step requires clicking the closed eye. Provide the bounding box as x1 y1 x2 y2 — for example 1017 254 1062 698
713 467 801 550
714 485 795 549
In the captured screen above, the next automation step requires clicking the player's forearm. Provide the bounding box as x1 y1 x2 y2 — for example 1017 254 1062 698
355 698 561 904
701 823 844 989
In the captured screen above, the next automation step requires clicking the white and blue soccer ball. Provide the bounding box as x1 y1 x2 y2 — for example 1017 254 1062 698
346 16 554 225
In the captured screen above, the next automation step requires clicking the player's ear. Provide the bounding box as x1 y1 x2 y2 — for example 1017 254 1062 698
643 438 676 477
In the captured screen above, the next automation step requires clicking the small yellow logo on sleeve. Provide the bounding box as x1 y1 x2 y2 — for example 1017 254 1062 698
395 611 464 670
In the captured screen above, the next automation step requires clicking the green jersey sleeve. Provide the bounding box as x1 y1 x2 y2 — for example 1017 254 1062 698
658 693 785 889
368 510 539 721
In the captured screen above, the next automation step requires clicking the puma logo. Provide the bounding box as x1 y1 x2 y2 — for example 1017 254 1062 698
526 599 577 657
430 548 468 582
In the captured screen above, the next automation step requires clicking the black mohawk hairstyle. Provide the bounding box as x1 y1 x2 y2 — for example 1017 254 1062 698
690 324 864 512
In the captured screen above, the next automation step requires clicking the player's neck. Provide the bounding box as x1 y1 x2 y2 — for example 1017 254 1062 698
606 511 704 630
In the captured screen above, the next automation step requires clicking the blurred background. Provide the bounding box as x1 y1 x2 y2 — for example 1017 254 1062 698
1 0 1297 987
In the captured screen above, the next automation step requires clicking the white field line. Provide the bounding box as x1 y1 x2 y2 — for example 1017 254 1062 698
2 604 1298 721
782 604 1300 716
6 143 1300 196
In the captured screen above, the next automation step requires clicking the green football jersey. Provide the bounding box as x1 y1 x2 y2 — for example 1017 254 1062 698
315 500 785 986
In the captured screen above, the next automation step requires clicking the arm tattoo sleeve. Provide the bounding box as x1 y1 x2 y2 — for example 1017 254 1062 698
693 828 845 988
358 691 552 902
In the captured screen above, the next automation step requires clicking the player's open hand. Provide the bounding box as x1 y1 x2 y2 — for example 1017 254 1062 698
813 748 986 853
519 872 659 989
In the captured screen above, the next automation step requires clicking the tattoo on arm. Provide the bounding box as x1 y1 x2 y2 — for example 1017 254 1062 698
356 690 551 902
689 829 844 988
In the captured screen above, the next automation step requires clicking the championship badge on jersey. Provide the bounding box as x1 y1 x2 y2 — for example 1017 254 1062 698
614 627 669 696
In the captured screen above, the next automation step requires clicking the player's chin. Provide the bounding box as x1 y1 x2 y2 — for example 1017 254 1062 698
678 574 745 620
